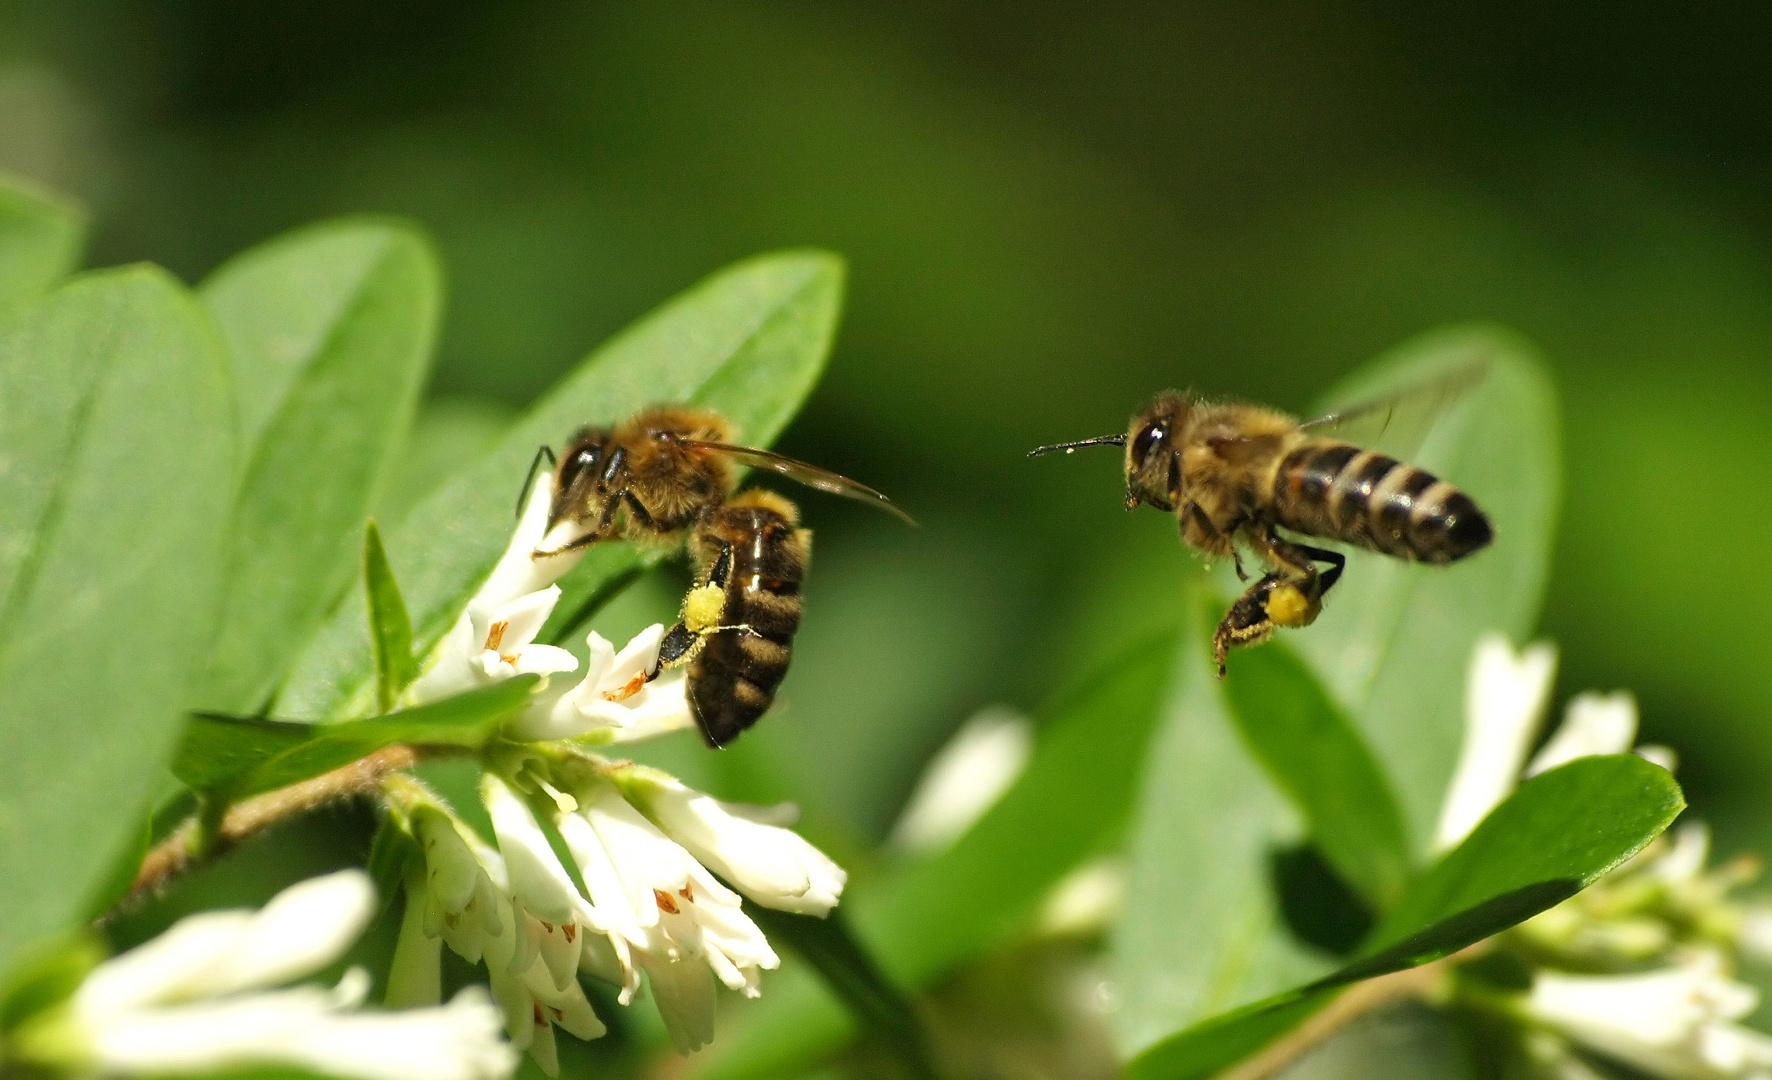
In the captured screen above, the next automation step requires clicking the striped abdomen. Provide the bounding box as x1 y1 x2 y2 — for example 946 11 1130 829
687 500 809 747
1272 440 1492 563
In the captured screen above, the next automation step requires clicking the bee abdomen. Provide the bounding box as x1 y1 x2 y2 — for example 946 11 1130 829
1275 441 1492 564
689 622 796 748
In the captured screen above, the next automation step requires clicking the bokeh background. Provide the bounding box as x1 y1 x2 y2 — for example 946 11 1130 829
9 0 1770 967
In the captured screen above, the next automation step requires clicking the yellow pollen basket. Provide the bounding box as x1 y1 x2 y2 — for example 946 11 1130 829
683 583 727 632
1265 581 1321 628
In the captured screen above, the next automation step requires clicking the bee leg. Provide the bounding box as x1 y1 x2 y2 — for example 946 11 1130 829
1292 542 1345 593
530 528 604 559
649 621 701 678
621 491 660 530
1231 548 1249 582
1214 574 1282 677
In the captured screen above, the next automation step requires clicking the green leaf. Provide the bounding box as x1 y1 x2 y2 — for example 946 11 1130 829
174 677 538 800
1109 583 1332 1060
197 219 441 714
1124 756 1684 1080
689 632 1175 1080
0 267 233 975
1220 631 1410 908
363 521 418 714
1292 326 1561 856
275 250 845 721
747 906 938 1080
0 173 84 313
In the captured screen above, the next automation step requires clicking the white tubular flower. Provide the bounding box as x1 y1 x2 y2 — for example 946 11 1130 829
889 706 1032 855
510 625 696 744
556 776 780 1053
1524 951 1772 1079
29 870 516 1080
1527 691 1639 777
407 473 585 706
1434 633 1559 852
618 766 846 916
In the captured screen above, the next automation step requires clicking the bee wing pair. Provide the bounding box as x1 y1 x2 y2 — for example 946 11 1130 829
672 439 919 526
1293 359 1490 460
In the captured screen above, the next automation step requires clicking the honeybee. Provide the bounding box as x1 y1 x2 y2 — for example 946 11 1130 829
529 406 910 555
1031 369 1493 675
525 405 910 746
653 491 810 747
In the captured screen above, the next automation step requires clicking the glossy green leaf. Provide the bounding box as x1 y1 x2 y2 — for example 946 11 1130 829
0 173 84 313
1292 326 1561 856
1221 633 1410 908
174 677 539 801
363 521 417 714
276 250 845 720
1125 756 1684 1080
0 267 233 974
1109 583 1332 1060
197 219 441 714
690 632 1175 1080
746 906 938 1080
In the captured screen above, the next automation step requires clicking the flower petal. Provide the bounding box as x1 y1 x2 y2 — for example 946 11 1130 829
1433 634 1557 852
1525 691 1638 777
889 707 1032 854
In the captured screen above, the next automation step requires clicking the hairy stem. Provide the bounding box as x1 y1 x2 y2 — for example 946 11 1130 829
106 744 421 919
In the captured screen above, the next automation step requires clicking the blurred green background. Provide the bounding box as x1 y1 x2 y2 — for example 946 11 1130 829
5 0 1768 860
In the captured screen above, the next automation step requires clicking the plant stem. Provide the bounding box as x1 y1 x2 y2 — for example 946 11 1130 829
104 744 421 920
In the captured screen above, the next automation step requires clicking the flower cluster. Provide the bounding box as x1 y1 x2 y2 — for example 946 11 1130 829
13 872 515 1080
382 473 847 1071
1442 633 1772 1080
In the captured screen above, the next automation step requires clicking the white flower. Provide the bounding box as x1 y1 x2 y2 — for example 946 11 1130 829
406 472 585 706
1526 691 1638 777
618 765 847 916
888 706 1032 854
31 870 516 1080
1525 951 1772 1079
510 624 696 744
1435 638 1675 853
387 794 607 1077
555 775 781 1053
1434 633 1558 851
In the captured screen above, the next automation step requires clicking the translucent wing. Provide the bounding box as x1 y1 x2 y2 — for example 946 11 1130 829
675 440 917 525
1297 359 1490 461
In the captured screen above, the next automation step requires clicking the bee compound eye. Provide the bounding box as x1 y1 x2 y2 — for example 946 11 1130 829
1131 422 1166 464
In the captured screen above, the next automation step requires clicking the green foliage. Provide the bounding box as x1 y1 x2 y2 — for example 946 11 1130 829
0 267 234 974
1221 632 1410 909
175 677 539 801
275 250 845 720
0 173 84 314
363 521 418 714
197 220 441 714
690 634 1175 1079
1292 326 1562 855
746 907 937 1080
1124 756 1684 1079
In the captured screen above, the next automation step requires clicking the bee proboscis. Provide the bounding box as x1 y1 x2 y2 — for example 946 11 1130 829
1031 367 1493 674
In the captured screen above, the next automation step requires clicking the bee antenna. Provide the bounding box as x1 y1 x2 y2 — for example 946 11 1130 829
1027 435 1127 457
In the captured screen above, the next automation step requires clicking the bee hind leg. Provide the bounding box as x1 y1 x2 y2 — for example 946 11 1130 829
1214 575 1283 676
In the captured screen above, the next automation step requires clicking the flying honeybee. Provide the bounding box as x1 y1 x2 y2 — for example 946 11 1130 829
1031 368 1492 675
525 405 911 746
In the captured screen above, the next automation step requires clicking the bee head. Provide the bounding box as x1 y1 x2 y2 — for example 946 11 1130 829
553 428 611 524
1123 394 1190 512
